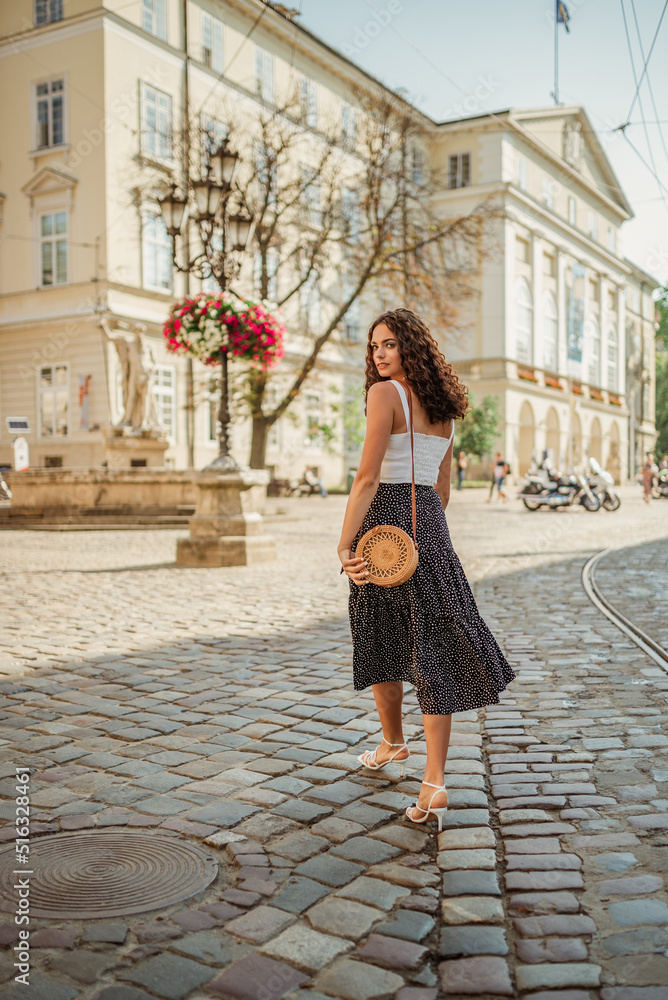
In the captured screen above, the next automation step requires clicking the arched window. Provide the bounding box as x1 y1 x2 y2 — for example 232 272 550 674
515 278 533 364
586 315 601 386
542 292 558 371
607 327 618 391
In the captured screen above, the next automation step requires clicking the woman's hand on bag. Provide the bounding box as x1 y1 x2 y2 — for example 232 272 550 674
338 547 369 586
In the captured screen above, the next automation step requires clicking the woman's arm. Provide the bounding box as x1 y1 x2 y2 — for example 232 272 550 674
435 437 454 510
337 382 395 582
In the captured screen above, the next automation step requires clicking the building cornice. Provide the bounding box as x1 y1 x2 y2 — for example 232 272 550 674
0 8 104 55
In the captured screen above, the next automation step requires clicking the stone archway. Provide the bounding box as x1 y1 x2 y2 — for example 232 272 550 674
518 400 535 477
589 417 602 463
607 421 621 483
546 407 560 466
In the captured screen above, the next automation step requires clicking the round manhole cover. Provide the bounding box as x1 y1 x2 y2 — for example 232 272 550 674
0 830 218 919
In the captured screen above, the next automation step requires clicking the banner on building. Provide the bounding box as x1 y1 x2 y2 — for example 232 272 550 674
567 264 585 362
79 375 91 431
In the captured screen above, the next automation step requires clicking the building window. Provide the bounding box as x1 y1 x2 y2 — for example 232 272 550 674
588 210 597 241
607 288 617 312
543 252 556 278
142 0 167 41
153 365 176 438
568 196 576 226
412 147 426 185
305 392 322 447
341 103 357 148
515 236 530 263
301 166 321 227
36 77 64 148
515 277 533 365
607 330 618 391
542 177 555 210
201 11 223 73
254 248 278 301
341 187 360 242
35 0 63 25
586 316 601 385
300 270 321 331
255 47 274 103
40 210 67 286
448 152 470 189
200 114 228 173
39 364 68 437
607 227 616 253
344 297 361 343
516 156 527 191
542 292 558 372
141 84 172 161
299 76 317 128
589 277 599 304
142 212 172 291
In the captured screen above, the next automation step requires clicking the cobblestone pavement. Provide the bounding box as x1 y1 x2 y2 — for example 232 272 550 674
593 538 668 654
0 486 667 1000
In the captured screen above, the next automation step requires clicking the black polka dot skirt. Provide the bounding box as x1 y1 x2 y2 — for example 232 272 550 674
348 483 516 715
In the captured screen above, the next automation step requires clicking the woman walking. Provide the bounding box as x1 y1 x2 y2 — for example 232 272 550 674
456 452 468 490
338 309 516 830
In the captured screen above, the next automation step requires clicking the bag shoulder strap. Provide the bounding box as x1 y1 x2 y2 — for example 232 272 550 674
389 379 417 549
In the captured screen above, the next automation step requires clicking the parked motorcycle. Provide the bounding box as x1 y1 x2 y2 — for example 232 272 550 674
518 467 601 511
586 457 621 511
652 469 668 499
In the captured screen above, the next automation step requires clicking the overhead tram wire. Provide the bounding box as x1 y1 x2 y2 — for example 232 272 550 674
618 0 667 211
630 0 668 166
622 0 668 126
193 3 268 118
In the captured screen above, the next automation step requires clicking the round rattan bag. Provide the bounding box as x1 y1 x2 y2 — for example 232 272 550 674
355 379 419 588
356 524 418 587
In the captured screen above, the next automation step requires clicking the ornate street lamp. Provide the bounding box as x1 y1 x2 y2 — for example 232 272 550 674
155 139 254 471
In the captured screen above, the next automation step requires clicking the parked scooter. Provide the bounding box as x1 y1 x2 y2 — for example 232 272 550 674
518 464 601 511
586 457 621 511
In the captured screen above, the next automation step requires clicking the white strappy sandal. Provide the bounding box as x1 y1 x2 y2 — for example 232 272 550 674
357 738 409 777
405 781 449 832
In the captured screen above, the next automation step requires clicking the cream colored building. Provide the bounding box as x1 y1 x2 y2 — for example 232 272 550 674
0 3 659 485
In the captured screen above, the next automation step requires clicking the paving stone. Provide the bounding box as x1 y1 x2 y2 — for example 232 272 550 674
437 827 495 851
401 894 439 913
208 953 308 1000
512 915 598 937
119 952 215 999
185 801 257 827
306 896 384 938
311 817 366 842
356 933 428 970
508 891 580 914
374 909 435 942
294 854 363 887
516 963 601 990
134 922 183 943
437 955 514 995
337 875 411 910
366 862 440 889
199 901 245 923
271 876 331 913
434 807 490 828
50 951 116 984
170 929 244 964
597 874 664 895
438 925 509 957
441 896 505 924
505 870 584 890
589 852 639 873
600 989 668 1000
314 957 404 999
504 836 562 853
437 848 497 871
236 812 300 842
224 905 295 943
171 910 220 932
82 921 128 943
0 970 79 1000
600 927 668 956
608 898 668 926
336 801 392 826
305 780 368 806
269 831 330 862
331 836 400 865
263 776 313 795
516 936 590 963
261 921 352 971
369 824 429 851
30 928 77 947
441 870 501 896
274 799 333 823
93 988 158 1000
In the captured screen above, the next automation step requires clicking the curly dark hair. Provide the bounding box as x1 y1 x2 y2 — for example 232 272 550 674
365 308 469 423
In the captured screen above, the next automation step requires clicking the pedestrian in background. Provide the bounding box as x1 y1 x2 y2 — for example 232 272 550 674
456 451 468 490
640 453 658 504
338 308 516 832
487 452 508 503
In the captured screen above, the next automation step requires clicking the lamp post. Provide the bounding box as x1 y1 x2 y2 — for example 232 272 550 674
156 139 254 472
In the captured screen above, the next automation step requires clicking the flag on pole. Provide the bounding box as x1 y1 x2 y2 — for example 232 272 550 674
557 1 571 32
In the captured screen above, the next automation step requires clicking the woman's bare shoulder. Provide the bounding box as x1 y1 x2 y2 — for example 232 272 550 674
367 381 398 401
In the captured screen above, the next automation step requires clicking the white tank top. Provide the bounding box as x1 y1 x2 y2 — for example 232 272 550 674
379 380 455 485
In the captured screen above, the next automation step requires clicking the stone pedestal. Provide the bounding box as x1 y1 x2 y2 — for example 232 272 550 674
176 468 276 567
104 428 169 469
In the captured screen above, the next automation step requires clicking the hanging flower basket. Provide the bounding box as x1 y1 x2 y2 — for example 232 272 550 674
163 292 285 371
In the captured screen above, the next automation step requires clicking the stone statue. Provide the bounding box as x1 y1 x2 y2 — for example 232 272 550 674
101 318 162 432
563 121 583 169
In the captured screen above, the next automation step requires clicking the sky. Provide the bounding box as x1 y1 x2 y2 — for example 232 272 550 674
293 0 668 286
